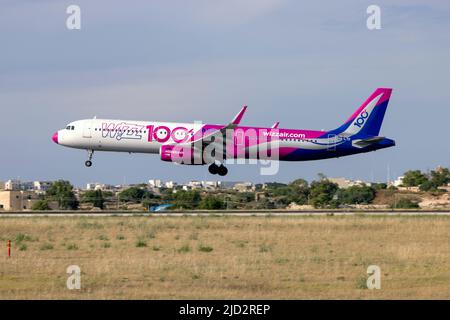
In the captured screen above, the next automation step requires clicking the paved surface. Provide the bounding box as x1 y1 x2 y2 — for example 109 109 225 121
1 211 450 217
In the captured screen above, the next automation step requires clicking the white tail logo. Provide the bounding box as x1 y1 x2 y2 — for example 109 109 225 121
344 93 383 136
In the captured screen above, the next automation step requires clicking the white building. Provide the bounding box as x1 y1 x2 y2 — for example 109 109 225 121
233 182 255 192
86 183 113 191
165 181 176 189
5 179 21 191
188 181 203 189
33 181 52 192
328 177 368 189
149 179 162 188
202 181 218 190
390 176 404 187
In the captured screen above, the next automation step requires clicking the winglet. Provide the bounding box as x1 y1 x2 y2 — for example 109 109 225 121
271 121 280 129
231 105 247 125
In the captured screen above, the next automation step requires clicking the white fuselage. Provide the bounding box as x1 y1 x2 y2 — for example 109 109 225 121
56 119 198 154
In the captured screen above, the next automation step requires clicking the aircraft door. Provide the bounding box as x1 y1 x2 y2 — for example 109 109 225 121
82 120 92 138
327 134 337 151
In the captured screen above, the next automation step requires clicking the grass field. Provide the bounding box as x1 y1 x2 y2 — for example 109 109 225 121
0 215 449 299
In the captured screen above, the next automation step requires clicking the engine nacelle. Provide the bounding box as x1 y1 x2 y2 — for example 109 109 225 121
160 145 206 165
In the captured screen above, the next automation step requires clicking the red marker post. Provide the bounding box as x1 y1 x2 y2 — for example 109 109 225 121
7 240 11 258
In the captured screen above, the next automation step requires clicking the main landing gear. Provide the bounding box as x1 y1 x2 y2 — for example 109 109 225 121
208 163 228 176
85 150 94 167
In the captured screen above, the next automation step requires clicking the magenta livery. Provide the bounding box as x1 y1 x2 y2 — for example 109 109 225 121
52 88 395 176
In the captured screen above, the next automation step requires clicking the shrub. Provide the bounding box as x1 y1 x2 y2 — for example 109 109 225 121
40 243 54 250
259 244 272 253
177 245 191 253
66 243 78 250
198 244 213 252
146 231 156 239
19 244 27 251
136 239 147 247
77 221 103 229
102 242 111 248
391 198 420 209
337 185 376 205
15 233 37 242
32 200 51 211
80 190 105 209
198 196 225 210
356 277 368 289
116 235 125 240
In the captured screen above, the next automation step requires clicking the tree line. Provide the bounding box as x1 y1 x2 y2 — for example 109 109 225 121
31 167 449 211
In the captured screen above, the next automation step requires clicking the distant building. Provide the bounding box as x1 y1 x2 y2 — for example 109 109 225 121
165 181 176 189
33 181 52 192
188 181 203 189
86 183 114 191
0 181 5 190
328 177 367 189
390 176 404 187
149 179 162 188
5 179 21 191
218 181 243 189
0 191 39 211
233 182 255 192
202 181 218 190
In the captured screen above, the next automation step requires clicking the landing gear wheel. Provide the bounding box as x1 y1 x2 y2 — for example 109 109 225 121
208 163 219 175
218 165 228 176
85 150 94 168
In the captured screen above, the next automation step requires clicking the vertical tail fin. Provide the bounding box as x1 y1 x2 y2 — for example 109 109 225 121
332 88 392 137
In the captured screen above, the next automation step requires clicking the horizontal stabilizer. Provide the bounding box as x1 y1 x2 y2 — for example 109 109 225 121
352 136 385 148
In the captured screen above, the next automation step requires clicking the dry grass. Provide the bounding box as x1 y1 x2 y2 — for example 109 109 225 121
0 215 449 299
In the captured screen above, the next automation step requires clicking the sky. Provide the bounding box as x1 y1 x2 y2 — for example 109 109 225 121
1 1 449 187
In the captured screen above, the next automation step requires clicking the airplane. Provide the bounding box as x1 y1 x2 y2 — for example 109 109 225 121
52 88 395 176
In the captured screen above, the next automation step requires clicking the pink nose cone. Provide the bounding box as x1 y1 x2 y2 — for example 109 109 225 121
52 131 59 144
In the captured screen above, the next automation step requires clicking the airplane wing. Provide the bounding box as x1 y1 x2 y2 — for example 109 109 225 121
352 136 385 148
178 105 248 151
271 122 280 129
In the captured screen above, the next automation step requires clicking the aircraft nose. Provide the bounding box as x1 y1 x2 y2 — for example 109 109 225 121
52 131 59 144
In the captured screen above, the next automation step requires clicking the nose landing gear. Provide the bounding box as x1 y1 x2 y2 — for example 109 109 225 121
208 163 228 176
85 150 94 167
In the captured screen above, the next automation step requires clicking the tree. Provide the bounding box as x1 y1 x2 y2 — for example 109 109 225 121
198 196 225 210
32 200 51 211
419 180 435 192
288 179 310 205
118 187 153 203
309 180 339 208
46 180 78 210
371 183 387 190
171 190 201 209
402 170 428 187
81 190 105 209
337 185 376 205
430 167 450 187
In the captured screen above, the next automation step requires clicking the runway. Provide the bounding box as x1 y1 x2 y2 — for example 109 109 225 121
1 210 450 217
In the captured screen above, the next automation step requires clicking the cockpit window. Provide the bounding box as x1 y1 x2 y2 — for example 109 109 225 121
66 126 71 130
71 126 75 130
